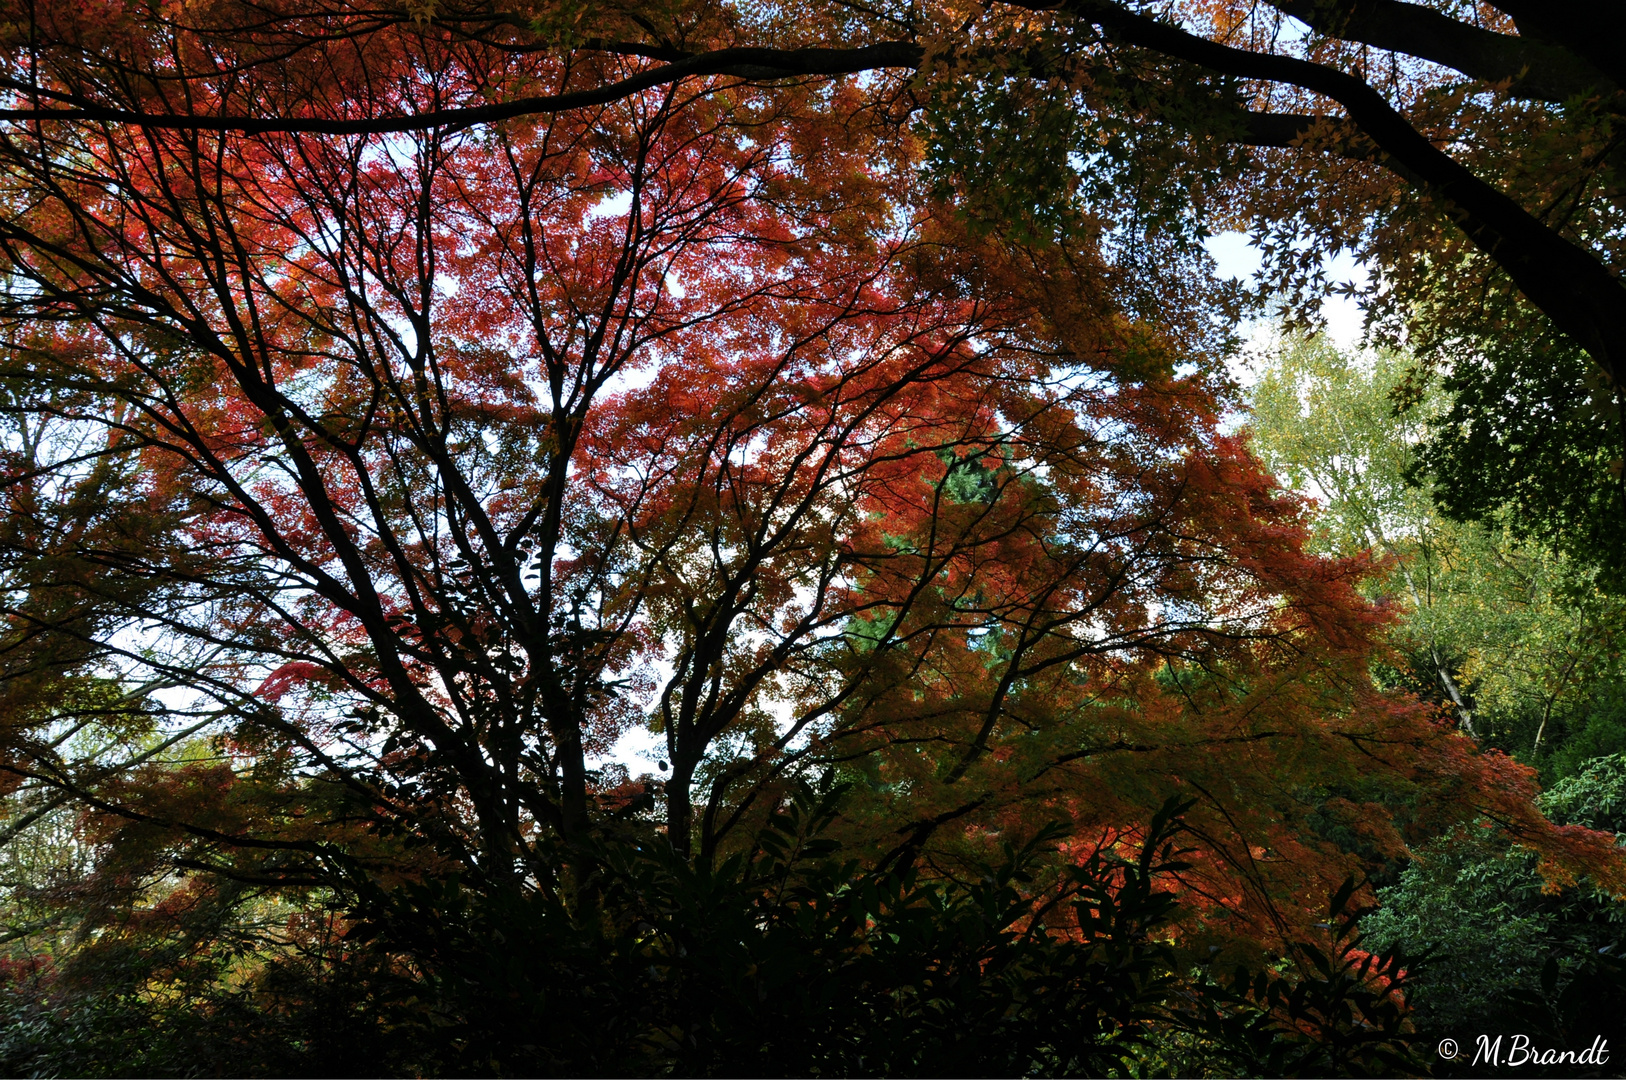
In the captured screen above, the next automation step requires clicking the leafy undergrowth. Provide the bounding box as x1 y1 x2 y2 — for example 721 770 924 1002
0 790 1423 1078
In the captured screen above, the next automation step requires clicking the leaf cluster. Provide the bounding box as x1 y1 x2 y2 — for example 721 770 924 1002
0 788 1429 1077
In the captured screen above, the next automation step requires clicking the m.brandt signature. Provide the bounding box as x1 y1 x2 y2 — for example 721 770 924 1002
1441 1034 1612 1068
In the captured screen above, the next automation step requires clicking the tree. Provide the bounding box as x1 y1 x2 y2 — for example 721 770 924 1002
3 1 1620 547
1250 336 1481 736
1 7 1623 1070
1251 334 1626 1068
1362 754 1626 1063
1249 335 1626 774
1414 330 1626 582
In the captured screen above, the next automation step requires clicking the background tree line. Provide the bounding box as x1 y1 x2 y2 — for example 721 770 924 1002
1250 335 1626 1071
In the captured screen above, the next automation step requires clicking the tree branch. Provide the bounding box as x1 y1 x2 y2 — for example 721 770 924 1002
1234 110 1423 183
0 44 923 135
1266 0 1616 101
1484 0 1626 91
1048 0 1626 388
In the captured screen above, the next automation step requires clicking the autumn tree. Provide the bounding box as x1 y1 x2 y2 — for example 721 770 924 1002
1249 335 1626 1066
3 0 1620 568
1361 758 1626 1061
0 4 1622 1071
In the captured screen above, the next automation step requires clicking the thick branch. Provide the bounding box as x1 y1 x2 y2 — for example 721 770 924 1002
1052 0 1626 389
1234 110 1423 183
1486 0 1626 92
0 44 922 134
1266 0 1616 101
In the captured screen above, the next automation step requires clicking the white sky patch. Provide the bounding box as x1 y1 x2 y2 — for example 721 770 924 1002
599 724 668 776
1319 248 1371 351
664 271 687 299
589 190 633 219
1205 230 1372 390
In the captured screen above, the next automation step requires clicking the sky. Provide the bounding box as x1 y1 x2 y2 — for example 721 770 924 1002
1204 230 1370 381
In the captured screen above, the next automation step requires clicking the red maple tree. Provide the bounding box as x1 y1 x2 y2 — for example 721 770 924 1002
0 1 1616 970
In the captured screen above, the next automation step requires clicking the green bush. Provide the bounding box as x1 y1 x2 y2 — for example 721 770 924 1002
1362 755 1626 1073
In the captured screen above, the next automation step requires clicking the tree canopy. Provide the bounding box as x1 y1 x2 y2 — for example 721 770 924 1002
0 2 1623 1074
5 0 1620 562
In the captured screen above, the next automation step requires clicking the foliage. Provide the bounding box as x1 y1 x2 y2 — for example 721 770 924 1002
0 7 1597 955
922 0 1626 575
1170 876 1423 1079
1362 754 1626 1069
1249 335 1626 773
1 1 1621 547
349 782 1199 1077
1 790 1426 1078
1416 331 1626 585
